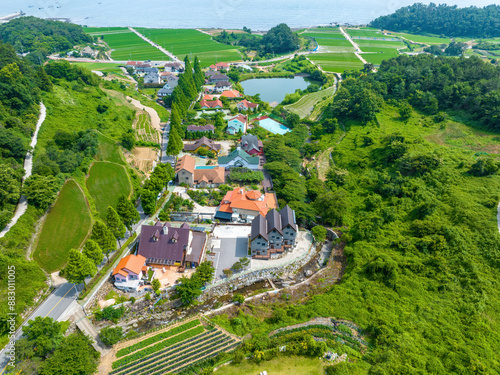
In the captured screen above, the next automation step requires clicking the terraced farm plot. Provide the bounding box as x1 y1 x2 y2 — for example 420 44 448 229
109 319 240 375
134 112 159 144
33 180 91 273
86 162 132 218
134 28 241 66
85 28 167 60
362 50 400 65
284 86 335 118
345 27 385 38
303 28 352 52
309 52 363 72
95 133 125 165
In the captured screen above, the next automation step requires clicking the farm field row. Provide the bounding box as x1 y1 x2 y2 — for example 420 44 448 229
85 28 168 60
309 52 363 72
134 28 242 66
33 180 91 273
134 112 159 144
387 31 452 44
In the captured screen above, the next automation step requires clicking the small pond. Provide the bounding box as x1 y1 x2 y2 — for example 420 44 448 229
240 76 312 104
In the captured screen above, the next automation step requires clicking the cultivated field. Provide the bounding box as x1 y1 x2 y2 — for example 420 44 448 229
303 27 353 53
309 52 363 72
86 162 132 218
134 112 159 144
134 28 242 66
108 318 240 375
387 31 451 45
33 180 91 273
85 28 167 60
126 147 158 175
284 86 335 118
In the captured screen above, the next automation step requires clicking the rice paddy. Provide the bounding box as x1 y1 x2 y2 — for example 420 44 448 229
134 28 242 66
308 52 363 72
84 27 168 60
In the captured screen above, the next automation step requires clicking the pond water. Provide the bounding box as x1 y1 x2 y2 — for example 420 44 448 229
240 76 311 105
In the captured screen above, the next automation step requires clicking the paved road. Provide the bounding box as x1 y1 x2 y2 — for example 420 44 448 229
0 283 79 374
161 122 176 166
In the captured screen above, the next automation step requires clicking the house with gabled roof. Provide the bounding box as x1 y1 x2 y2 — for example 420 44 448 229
250 205 297 259
220 89 241 98
215 81 232 93
137 222 206 269
210 74 230 83
209 62 230 71
158 83 174 98
175 154 196 185
183 136 221 154
227 115 248 135
175 154 225 188
187 124 215 133
241 134 263 155
218 147 260 170
144 72 161 84
237 99 259 111
215 187 276 221
164 61 184 72
112 254 147 292
200 99 223 109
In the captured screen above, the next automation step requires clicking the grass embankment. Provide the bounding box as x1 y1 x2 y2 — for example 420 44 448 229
215 356 325 375
284 86 335 118
85 27 167 60
33 180 91 273
96 132 126 165
212 103 500 372
87 162 132 219
134 28 242 66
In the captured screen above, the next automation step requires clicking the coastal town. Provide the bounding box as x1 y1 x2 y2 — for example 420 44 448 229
1 5 500 375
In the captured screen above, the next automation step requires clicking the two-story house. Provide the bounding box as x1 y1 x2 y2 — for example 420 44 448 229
226 115 247 135
175 154 196 185
112 254 147 292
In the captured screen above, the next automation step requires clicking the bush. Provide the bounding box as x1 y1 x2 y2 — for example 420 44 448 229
99 326 123 346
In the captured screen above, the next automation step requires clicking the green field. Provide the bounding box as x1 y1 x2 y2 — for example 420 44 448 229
71 62 124 74
303 28 353 52
95 133 125 165
134 28 242 66
284 86 335 118
387 32 451 45
85 28 168 60
309 52 363 72
33 180 91 273
214 355 325 375
86 162 132 218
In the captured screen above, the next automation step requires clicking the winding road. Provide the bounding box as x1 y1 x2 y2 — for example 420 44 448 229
0 102 46 238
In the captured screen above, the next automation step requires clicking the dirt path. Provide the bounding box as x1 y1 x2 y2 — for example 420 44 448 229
316 122 346 181
126 96 162 132
0 102 46 238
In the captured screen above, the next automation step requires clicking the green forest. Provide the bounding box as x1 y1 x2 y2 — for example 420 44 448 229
370 3 500 38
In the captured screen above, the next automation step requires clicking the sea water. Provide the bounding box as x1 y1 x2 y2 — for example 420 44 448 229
2 0 497 29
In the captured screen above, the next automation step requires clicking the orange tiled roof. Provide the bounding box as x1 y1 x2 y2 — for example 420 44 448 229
175 155 196 174
220 188 270 216
194 167 225 185
113 254 146 276
221 90 241 98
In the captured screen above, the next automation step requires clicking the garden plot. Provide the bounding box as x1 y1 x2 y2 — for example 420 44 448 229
126 147 158 175
108 318 240 375
134 111 159 144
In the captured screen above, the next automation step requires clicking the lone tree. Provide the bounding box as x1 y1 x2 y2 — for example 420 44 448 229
152 278 161 294
106 206 126 246
64 249 96 284
90 220 116 261
82 239 103 266
116 195 140 234
311 225 327 243
99 326 123 346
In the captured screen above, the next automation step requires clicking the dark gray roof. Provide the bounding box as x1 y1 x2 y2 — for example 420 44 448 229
211 74 229 80
266 209 282 234
215 81 231 87
241 134 260 152
279 205 297 231
138 223 190 264
185 231 206 263
251 214 268 241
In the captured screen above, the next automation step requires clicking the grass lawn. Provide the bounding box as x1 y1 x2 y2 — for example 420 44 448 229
87 28 168 60
33 180 91 273
284 86 335 118
70 62 123 73
134 28 242 66
309 52 363 72
95 133 125 165
214 356 325 375
87 162 132 218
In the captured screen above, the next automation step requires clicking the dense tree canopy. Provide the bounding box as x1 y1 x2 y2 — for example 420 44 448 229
370 3 500 38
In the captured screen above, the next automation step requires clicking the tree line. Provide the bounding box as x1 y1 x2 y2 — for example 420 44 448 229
370 3 500 38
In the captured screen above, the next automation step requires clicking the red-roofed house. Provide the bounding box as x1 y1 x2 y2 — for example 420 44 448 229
199 99 223 109
209 62 230 71
112 254 147 292
220 89 241 98
237 99 259 111
214 187 277 221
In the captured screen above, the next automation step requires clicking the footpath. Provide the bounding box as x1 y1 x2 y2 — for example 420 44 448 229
128 27 179 61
